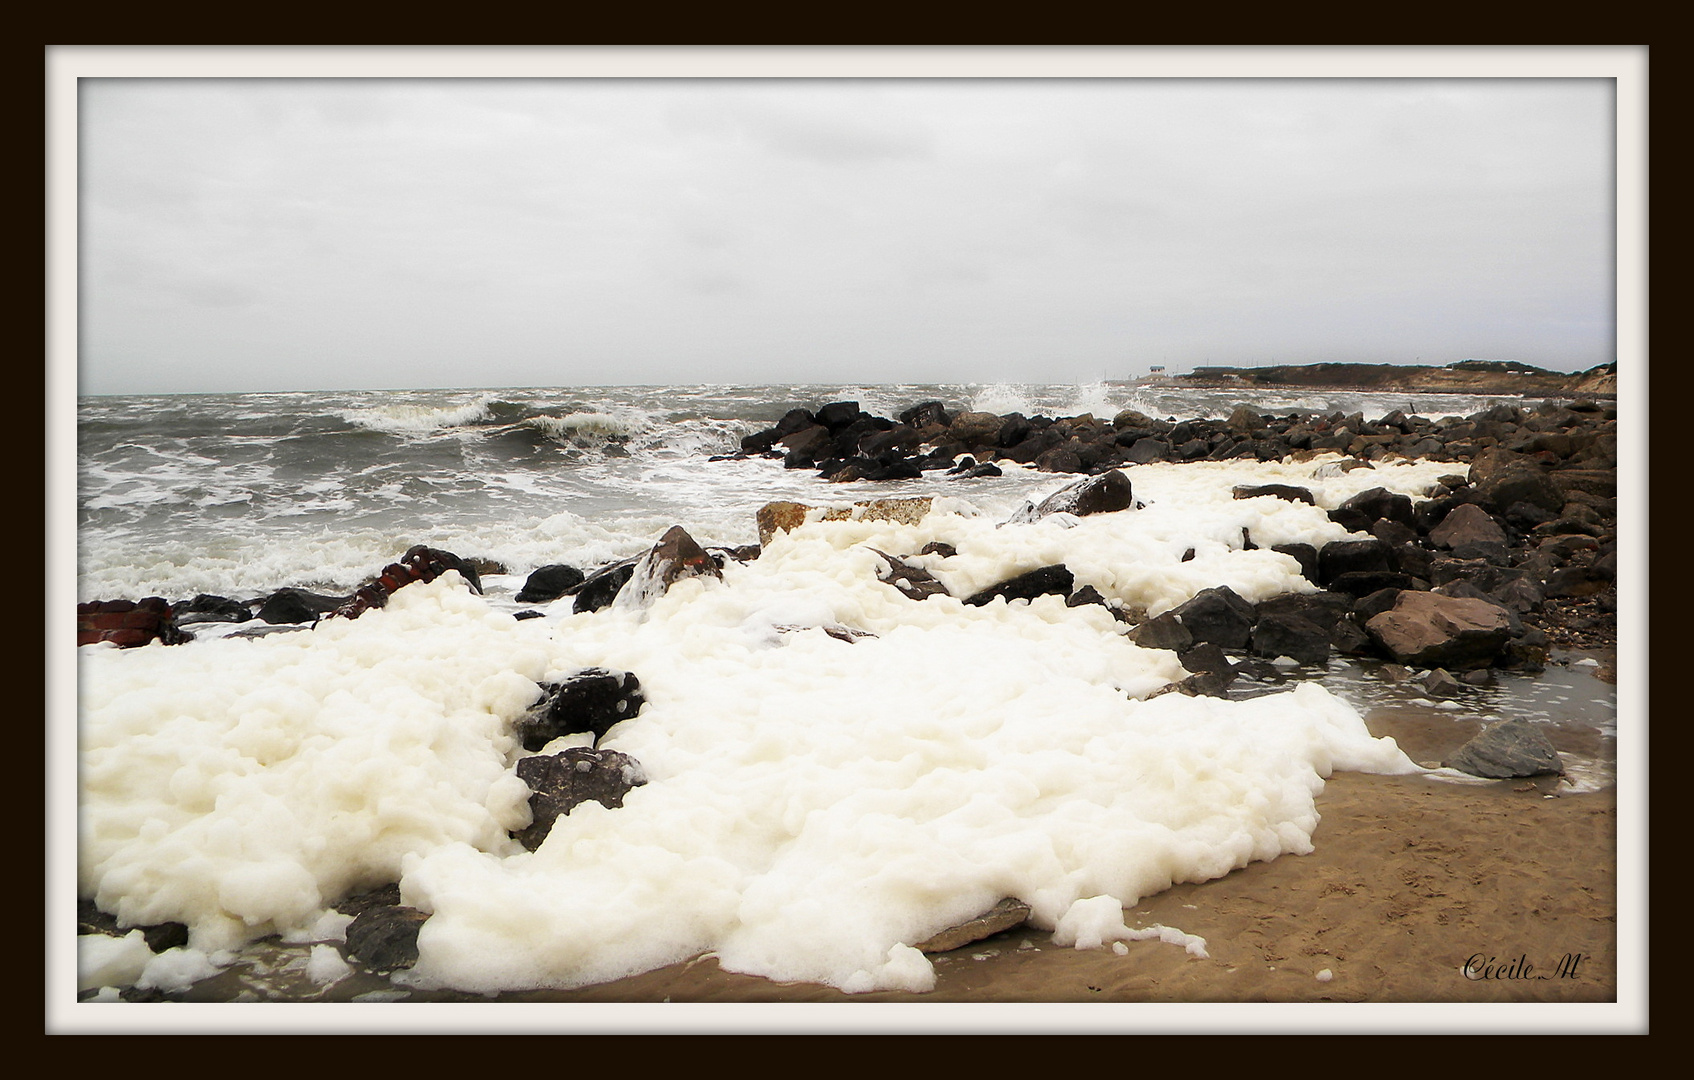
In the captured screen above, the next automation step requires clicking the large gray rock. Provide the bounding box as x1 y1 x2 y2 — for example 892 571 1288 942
1445 718 1564 778
1364 591 1513 670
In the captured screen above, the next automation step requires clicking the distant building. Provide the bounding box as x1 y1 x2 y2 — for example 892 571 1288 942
1149 365 1165 374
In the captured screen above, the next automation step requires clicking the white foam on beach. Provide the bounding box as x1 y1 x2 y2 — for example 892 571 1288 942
77 462 1433 996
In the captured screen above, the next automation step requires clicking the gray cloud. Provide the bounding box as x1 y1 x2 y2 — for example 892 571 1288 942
74 76 1617 394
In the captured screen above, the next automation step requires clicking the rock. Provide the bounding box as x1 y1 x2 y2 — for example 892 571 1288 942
76 597 193 647
964 565 1075 607
1364 591 1513 670
1324 570 1417 599
617 525 723 609
1127 611 1193 652
1168 586 1256 650
1120 437 1169 464
869 549 949 600
513 669 646 751
1332 487 1415 531
815 400 863 431
1417 668 1464 697
256 587 345 625
572 560 637 614
1428 503 1508 551
170 594 252 625
1316 539 1392 585
515 564 585 603
1250 611 1331 665
1476 467 1565 517
1006 470 1134 523
914 898 1032 953
756 497 934 546
345 905 430 973
1178 642 1235 676
1445 718 1564 778
946 411 1010 448
898 401 952 429
1232 484 1315 505
1271 542 1319 582
401 545 484 594
1149 669 1234 698
512 747 647 851
76 899 188 953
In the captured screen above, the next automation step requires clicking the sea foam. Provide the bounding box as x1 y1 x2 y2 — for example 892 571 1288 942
79 462 1428 994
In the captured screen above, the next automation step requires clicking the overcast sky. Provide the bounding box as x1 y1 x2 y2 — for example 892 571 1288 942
74 73 1618 395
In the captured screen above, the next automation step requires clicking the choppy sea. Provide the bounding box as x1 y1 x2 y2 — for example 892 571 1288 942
78 380 1537 604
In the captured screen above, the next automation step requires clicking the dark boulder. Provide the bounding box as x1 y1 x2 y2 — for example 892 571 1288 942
515 564 586 604
898 401 952 429
512 747 647 851
345 906 430 973
256 587 344 625
1178 642 1235 676
1232 484 1315 505
870 549 950 601
1328 487 1415 534
1316 539 1392 585
1127 611 1192 652
514 669 645 751
964 565 1075 607
572 560 638 614
1250 611 1331 666
170 594 252 625
1271 542 1319 582
1168 586 1256 650
815 400 863 431
1428 503 1508 552
1324 570 1417 599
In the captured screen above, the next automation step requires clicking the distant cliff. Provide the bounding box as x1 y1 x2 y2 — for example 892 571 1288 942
1168 361 1616 399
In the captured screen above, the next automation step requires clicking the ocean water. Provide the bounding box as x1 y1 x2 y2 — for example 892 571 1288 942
68 381 1616 1005
77 381 1528 604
